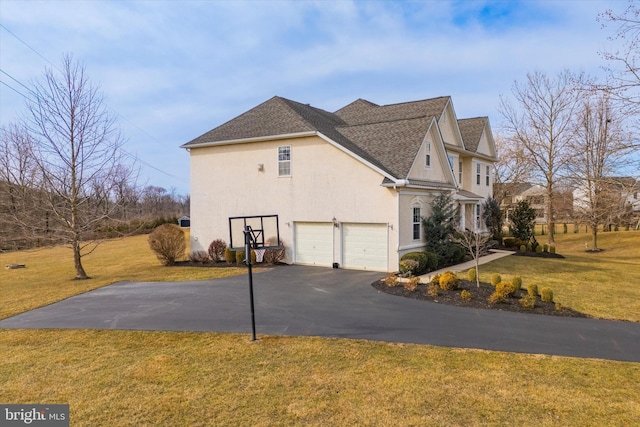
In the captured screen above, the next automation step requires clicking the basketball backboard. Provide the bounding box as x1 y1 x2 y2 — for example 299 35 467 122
229 215 281 250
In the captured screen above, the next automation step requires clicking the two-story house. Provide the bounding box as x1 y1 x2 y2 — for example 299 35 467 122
182 96 497 272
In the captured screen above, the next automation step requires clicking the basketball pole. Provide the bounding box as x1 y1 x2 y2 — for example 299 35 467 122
244 225 257 341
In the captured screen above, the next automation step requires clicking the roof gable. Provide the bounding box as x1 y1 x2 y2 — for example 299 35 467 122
337 116 432 178
185 97 318 145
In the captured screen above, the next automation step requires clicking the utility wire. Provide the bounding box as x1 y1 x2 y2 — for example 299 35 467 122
0 79 30 100
0 23 188 185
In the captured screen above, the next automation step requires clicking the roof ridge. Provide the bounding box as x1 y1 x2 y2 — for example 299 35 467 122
338 114 434 128
378 96 450 108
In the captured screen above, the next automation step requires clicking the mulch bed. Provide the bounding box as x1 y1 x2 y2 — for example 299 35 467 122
372 278 587 318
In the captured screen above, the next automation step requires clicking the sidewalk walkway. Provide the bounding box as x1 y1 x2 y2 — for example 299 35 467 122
418 249 514 283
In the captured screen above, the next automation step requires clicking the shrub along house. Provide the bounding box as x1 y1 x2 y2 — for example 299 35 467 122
182 96 497 272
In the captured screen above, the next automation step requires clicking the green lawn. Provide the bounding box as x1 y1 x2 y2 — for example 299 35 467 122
1 231 639 426
478 231 640 321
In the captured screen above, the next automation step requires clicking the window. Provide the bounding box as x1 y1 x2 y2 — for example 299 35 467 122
486 165 490 186
412 207 421 240
278 146 291 176
458 161 463 184
425 143 431 168
476 163 481 185
447 155 454 173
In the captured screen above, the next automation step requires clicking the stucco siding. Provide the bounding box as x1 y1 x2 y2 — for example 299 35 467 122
189 135 399 268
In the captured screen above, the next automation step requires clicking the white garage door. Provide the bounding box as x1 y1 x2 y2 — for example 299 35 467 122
294 222 334 267
342 223 388 271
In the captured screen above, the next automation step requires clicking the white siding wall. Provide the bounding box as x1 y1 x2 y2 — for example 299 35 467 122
189 135 400 268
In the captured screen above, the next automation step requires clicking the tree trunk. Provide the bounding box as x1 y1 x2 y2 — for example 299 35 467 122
591 224 599 251
73 239 89 280
546 181 555 244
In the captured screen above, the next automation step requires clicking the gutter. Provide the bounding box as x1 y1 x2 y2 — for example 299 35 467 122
180 131 318 150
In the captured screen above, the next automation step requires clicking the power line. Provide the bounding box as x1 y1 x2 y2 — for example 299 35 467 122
0 79 30 100
0 23 188 186
0 23 58 71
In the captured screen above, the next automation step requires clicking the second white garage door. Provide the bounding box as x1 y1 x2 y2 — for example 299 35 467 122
342 223 388 271
294 222 334 267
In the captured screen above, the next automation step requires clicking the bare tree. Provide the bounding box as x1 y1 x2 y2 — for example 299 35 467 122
569 92 638 250
499 70 582 244
493 133 532 186
598 2 640 114
19 54 137 279
451 230 492 288
0 125 48 249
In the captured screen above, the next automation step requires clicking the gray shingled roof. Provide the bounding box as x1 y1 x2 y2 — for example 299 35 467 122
184 95 479 180
457 117 487 153
335 97 449 125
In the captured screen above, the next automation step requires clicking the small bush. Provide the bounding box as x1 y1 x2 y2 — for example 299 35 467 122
399 259 420 276
512 276 522 291
503 237 516 248
490 273 502 286
541 287 554 302
430 273 441 286
535 245 543 254
467 268 476 282
543 244 549 253
439 271 459 291
404 276 420 292
427 283 440 297
382 274 399 287
424 251 439 272
208 239 227 262
263 245 286 264
224 248 236 264
519 294 536 308
527 242 532 251
401 252 428 275
527 284 539 297
236 250 257 265
461 289 472 301
148 224 186 266
496 281 517 298
520 244 527 253
550 246 556 254
488 291 505 304
190 251 210 263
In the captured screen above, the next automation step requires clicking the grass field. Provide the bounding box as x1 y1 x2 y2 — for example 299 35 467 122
477 231 640 322
1 231 639 425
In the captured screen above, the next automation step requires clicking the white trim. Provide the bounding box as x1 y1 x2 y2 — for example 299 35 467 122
399 242 427 251
181 131 317 149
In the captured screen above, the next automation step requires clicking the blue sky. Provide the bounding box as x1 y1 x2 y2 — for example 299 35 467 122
0 0 625 195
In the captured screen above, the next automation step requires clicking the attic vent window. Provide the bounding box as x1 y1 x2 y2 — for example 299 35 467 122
425 143 431 168
278 145 291 176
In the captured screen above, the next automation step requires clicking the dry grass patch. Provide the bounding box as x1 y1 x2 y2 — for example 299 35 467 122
1 330 639 426
480 231 640 321
0 232 246 319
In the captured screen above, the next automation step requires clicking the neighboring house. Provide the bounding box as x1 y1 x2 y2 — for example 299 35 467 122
496 182 573 224
182 96 497 272
573 177 640 219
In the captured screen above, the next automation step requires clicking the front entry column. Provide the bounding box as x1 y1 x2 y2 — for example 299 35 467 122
459 203 466 231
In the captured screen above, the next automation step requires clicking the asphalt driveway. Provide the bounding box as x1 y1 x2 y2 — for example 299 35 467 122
1 265 639 362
